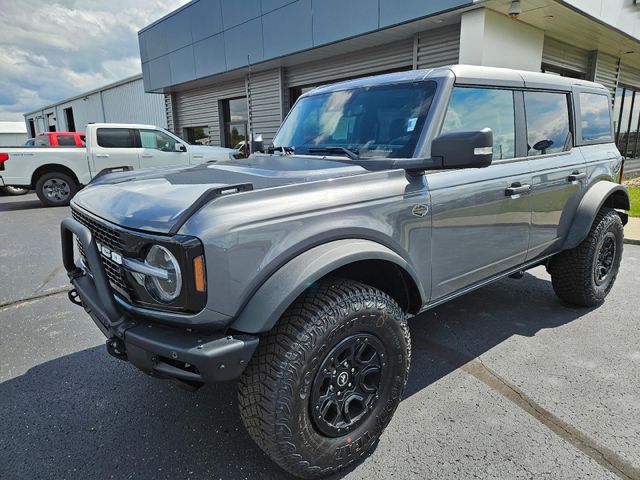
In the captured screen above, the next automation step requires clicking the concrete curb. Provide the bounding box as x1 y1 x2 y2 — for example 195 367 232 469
624 238 640 246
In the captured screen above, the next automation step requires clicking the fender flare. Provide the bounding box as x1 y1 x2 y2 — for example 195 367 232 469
230 239 425 334
563 181 629 250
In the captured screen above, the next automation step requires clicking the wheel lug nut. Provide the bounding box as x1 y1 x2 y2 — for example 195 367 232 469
348 383 352 387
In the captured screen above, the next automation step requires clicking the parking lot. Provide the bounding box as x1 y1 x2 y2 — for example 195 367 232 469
1 192 639 480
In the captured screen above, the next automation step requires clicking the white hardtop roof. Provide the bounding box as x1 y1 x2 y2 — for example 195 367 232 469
0 121 27 134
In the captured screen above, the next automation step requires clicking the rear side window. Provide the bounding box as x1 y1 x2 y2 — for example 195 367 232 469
579 93 612 143
441 87 515 160
57 135 77 146
524 91 571 156
34 135 50 147
97 128 135 148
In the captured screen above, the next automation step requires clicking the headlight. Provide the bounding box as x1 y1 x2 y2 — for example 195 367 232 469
144 245 182 302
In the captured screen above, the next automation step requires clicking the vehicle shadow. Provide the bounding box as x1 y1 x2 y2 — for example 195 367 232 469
0 270 591 480
0 194 47 212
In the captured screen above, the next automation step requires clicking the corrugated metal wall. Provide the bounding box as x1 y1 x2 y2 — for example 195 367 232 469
542 37 591 75
247 69 284 145
102 78 167 127
173 78 246 147
415 24 461 69
593 52 620 101
285 38 414 87
620 63 640 89
24 77 167 134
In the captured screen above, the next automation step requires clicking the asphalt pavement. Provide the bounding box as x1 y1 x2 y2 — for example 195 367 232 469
1 192 639 480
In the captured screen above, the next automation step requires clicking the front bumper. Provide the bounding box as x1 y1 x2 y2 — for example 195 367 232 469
61 217 258 384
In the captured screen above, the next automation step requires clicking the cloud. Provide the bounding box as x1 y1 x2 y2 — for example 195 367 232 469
0 0 187 121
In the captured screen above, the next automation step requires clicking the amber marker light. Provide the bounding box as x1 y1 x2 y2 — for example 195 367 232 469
193 255 206 292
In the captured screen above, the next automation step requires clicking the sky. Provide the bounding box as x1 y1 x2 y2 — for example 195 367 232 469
0 0 188 122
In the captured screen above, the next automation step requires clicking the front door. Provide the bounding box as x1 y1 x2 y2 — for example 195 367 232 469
138 129 189 168
429 86 532 300
90 127 141 176
522 90 586 259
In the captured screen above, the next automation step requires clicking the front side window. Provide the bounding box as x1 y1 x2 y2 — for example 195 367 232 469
441 87 515 160
524 91 571 156
579 92 612 143
140 129 178 152
274 81 437 159
97 128 135 148
57 135 77 146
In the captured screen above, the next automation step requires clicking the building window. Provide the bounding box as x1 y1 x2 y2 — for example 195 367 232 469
524 91 571 155
184 126 210 145
441 87 516 160
28 119 36 138
541 64 585 79
222 97 248 156
64 107 76 132
614 86 640 158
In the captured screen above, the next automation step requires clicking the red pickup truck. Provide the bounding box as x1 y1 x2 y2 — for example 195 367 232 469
34 132 85 147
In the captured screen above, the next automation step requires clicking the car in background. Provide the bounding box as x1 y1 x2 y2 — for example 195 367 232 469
24 138 35 146
34 132 85 147
0 123 239 206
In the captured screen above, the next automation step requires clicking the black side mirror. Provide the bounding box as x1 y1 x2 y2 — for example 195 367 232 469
175 143 187 153
431 128 493 169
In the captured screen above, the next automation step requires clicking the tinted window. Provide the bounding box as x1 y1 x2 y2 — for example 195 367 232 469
274 81 437 159
441 87 515 160
579 93 612 142
140 129 178 152
524 91 571 156
34 135 50 147
57 135 77 146
97 128 135 148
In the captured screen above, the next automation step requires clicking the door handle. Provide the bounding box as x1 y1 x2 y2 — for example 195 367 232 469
505 183 531 197
95 153 109 158
568 171 586 182
141 154 153 158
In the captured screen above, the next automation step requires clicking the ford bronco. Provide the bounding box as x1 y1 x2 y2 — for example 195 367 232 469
61 65 629 478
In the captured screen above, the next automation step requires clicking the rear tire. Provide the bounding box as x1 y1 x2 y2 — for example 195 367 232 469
549 208 623 307
35 172 77 207
238 278 411 478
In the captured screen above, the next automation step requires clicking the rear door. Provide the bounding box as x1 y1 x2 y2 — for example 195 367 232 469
138 129 190 168
524 90 586 259
429 86 533 300
90 128 141 176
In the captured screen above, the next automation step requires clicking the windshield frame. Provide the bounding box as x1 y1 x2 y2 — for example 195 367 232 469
273 79 441 161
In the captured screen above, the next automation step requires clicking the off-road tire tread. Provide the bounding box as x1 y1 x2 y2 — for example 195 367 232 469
238 277 410 479
548 207 623 307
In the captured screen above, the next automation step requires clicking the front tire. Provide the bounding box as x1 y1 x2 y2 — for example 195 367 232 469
549 208 624 307
35 172 77 207
238 278 411 478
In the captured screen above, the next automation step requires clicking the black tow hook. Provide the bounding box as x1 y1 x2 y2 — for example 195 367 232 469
68 289 84 307
106 337 128 361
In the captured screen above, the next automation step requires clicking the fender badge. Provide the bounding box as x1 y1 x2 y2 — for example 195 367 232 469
411 204 429 217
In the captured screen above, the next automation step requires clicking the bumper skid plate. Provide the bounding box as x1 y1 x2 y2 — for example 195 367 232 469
61 217 258 384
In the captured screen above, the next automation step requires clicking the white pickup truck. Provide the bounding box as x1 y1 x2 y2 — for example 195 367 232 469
0 123 238 206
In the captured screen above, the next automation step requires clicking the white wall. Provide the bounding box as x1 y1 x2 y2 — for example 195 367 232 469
459 8 545 72
563 0 640 41
0 133 28 146
24 76 167 134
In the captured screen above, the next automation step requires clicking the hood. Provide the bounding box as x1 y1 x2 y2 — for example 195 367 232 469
72 155 364 233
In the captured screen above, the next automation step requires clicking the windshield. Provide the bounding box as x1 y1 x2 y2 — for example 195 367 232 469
274 81 437 159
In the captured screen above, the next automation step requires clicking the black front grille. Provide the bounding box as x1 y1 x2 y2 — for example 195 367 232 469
72 208 129 294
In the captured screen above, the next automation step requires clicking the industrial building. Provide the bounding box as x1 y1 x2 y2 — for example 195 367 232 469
138 0 640 158
23 75 167 137
0 122 27 146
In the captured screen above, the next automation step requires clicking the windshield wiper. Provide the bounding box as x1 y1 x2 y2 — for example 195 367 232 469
307 147 360 160
267 145 295 154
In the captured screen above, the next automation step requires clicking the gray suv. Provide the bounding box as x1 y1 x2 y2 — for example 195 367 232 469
61 65 629 478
